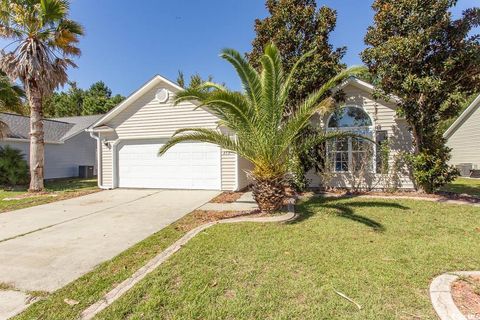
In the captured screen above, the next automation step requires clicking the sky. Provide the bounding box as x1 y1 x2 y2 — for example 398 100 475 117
2 0 479 96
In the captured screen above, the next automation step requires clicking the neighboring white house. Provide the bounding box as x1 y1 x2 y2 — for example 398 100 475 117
88 75 415 191
0 113 102 179
444 94 480 176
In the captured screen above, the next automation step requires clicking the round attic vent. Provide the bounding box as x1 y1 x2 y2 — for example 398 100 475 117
155 88 169 103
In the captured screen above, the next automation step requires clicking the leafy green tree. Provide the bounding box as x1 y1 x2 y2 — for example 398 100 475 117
362 0 480 192
247 0 346 110
0 0 84 191
44 81 124 117
160 44 363 212
82 81 124 115
44 82 84 117
177 71 214 89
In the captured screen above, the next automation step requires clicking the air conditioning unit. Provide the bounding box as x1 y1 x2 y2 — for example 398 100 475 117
456 163 473 177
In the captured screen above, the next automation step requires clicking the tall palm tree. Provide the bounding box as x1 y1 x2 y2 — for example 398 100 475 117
160 44 365 212
0 0 83 191
0 70 25 139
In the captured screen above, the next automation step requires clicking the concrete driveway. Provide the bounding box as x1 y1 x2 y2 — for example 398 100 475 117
0 189 218 318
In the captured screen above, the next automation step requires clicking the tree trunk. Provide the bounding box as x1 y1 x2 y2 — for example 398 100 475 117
251 175 286 213
27 82 45 192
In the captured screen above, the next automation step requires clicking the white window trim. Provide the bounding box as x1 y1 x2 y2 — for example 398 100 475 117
326 105 376 174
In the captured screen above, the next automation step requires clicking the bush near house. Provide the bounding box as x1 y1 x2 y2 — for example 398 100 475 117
0 146 29 187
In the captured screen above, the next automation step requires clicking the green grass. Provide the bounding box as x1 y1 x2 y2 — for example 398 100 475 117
441 177 480 198
15 197 480 319
0 178 99 213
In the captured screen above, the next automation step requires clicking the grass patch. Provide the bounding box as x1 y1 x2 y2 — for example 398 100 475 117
0 178 99 213
15 196 480 319
13 209 260 319
441 177 480 198
91 197 479 320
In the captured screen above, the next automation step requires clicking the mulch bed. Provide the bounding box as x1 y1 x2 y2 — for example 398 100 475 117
307 189 480 204
209 192 245 204
451 276 480 319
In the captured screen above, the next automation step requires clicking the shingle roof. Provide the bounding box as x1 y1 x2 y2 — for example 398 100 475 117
52 114 103 140
0 113 103 142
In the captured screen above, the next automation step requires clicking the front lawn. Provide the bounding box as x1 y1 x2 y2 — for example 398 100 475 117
15 196 480 319
441 177 480 198
0 178 99 213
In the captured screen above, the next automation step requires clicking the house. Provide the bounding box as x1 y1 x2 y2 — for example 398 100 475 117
444 94 480 176
0 113 102 179
88 75 415 191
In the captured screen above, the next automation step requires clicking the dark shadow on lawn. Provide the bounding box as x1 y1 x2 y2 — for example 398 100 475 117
291 196 410 232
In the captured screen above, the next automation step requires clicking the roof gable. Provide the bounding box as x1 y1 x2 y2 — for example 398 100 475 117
89 75 184 130
333 77 401 104
444 94 480 139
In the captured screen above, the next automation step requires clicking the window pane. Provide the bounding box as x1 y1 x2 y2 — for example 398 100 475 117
328 106 372 128
336 138 348 151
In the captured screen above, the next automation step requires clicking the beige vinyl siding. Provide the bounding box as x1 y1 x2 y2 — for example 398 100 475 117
307 83 415 189
221 151 237 190
237 156 253 190
447 104 480 169
102 83 237 191
101 143 113 188
107 86 218 139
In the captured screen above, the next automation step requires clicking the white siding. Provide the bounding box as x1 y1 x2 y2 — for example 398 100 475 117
237 156 253 190
101 143 113 188
0 132 97 180
100 83 237 191
221 151 237 190
307 83 415 190
446 104 480 170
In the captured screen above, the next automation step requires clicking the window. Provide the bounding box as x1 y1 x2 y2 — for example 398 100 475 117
327 106 374 173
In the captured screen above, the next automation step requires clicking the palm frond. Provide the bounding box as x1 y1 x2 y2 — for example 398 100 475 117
158 128 242 156
220 48 262 110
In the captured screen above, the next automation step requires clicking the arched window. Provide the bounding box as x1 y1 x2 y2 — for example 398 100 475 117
327 106 374 173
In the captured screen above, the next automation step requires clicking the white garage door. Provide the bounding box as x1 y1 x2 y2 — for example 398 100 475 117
118 141 221 190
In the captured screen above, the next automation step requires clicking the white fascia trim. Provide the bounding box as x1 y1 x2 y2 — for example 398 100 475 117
444 94 480 139
333 77 402 104
89 75 184 130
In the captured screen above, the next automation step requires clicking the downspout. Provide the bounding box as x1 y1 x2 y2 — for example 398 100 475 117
89 131 105 189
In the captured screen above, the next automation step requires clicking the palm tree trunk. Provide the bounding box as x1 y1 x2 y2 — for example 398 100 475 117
27 82 45 192
251 175 286 213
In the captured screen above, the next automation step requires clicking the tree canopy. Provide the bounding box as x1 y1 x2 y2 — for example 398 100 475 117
247 0 346 110
361 0 480 192
44 81 125 117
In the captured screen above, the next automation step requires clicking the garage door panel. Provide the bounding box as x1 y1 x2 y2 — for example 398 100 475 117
118 141 221 190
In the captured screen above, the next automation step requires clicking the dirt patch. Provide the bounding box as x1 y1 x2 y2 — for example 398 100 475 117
2 192 58 201
210 192 245 204
174 209 264 232
307 190 480 204
452 276 480 319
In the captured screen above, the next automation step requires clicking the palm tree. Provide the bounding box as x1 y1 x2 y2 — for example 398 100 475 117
160 44 365 212
0 70 25 139
0 0 84 191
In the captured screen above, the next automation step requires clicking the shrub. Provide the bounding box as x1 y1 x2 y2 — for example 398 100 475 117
0 146 29 186
404 145 459 193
